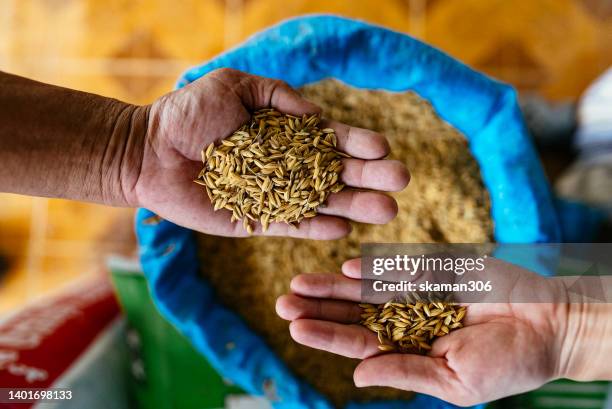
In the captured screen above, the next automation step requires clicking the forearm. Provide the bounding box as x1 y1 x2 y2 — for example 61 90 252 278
0 71 148 205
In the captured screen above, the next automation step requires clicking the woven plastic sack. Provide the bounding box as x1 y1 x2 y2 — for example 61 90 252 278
136 15 561 409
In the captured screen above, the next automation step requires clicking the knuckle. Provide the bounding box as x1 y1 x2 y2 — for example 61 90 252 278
353 330 370 358
210 67 240 79
328 275 338 298
314 299 324 318
273 78 290 89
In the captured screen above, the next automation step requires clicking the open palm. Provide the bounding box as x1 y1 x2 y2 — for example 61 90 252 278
276 258 569 406
132 68 409 239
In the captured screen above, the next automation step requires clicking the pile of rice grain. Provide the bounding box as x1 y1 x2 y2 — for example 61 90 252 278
195 109 348 233
197 79 493 407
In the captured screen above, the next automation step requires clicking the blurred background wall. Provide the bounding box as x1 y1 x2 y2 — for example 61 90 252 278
0 0 611 313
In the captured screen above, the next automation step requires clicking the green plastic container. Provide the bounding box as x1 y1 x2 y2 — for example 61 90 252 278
109 258 244 409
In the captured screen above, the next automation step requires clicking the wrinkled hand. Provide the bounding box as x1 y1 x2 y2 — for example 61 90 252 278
276 258 570 407
132 68 409 239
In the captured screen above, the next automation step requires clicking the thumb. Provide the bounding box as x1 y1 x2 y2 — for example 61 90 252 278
246 73 321 116
354 353 454 399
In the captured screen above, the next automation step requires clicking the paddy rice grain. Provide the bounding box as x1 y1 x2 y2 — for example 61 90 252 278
360 301 467 353
195 109 347 233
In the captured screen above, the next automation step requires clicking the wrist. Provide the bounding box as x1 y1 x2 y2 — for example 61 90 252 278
108 102 150 207
557 302 612 381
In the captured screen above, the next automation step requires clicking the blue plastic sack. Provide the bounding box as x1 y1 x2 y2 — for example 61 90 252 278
136 15 562 409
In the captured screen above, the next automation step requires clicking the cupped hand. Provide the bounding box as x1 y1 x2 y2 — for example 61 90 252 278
275 258 570 407
132 68 409 239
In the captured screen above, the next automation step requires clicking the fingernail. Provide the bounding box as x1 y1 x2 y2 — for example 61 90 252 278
289 275 304 292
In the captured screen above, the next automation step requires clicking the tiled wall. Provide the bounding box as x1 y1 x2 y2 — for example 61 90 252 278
0 0 611 313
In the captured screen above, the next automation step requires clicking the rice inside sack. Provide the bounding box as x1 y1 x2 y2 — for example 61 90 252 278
197 79 493 407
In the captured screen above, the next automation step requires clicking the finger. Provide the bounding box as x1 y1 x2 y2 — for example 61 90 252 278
290 273 393 304
346 253 445 284
342 258 362 279
317 191 398 224
428 323 473 358
341 159 410 192
342 256 417 283
323 120 390 160
455 303 506 326
289 319 380 359
290 273 362 301
276 294 362 323
354 353 453 397
250 74 321 116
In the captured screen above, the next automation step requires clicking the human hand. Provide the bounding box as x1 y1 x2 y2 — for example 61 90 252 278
276 258 574 406
129 68 409 239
